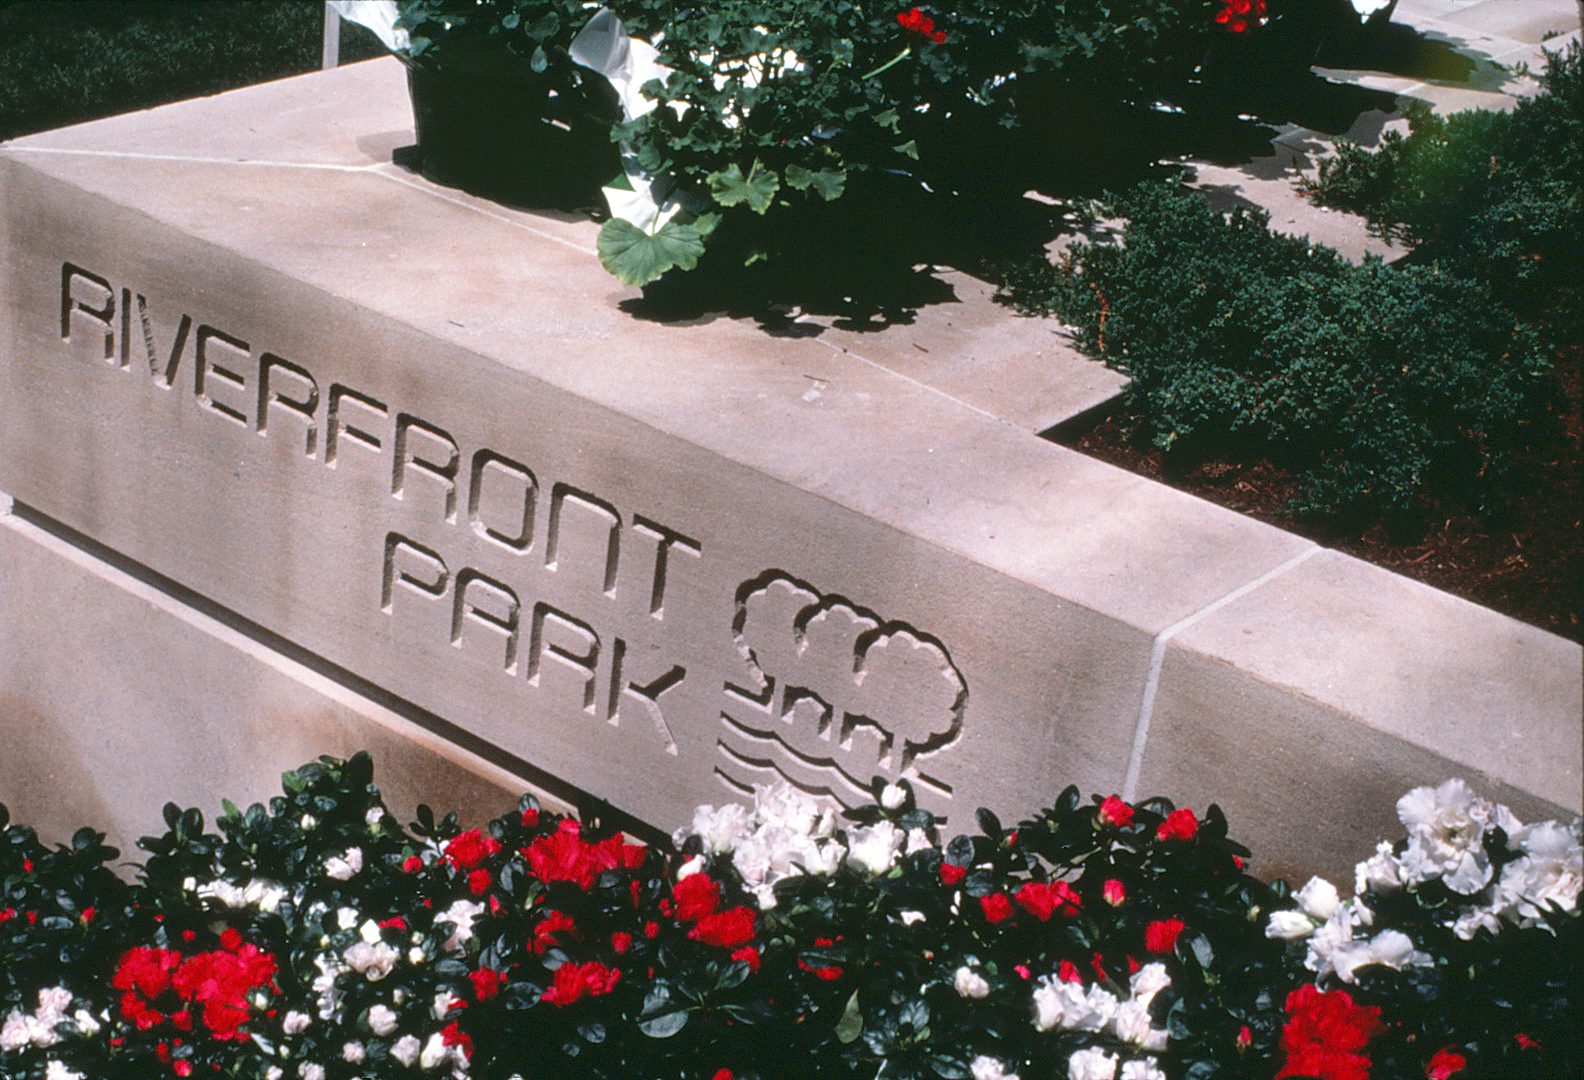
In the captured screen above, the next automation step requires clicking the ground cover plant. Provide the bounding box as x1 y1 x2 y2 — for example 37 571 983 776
2 754 1580 1080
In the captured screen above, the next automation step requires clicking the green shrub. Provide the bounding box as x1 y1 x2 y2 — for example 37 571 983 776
1308 44 1583 330
0 0 385 143
999 182 1556 522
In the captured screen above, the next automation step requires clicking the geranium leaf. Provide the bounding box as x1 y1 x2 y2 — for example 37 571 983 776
784 163 846 201
709 161 780 214
597 218 708 286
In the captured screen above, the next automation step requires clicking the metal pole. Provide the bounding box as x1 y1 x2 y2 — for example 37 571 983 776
322 2 341 70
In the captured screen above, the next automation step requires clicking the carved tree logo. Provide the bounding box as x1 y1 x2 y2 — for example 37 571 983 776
716 571 966 813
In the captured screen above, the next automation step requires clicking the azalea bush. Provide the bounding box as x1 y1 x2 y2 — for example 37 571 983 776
3 755 1579 1080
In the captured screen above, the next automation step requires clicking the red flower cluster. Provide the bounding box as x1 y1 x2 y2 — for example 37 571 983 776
532 909 578 955
1277 984 1383 1080
523 821 646 889
444 828 502 871
541 960 621 1006
1156 808 1199 841
1426 1049 1467 1079
980 893 1014 923
896 7 947 44
939 862 966 886
113 937 277 1041
1215 0 1268 33
469 968 506 1001
1015 880 1082 920
670 872 757 948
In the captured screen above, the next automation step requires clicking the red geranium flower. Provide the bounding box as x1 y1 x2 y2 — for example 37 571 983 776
896 7 947 44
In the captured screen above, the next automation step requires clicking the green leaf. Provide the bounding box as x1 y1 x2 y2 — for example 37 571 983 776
893 140 920 160
835 991 863 1044
638 985 689 1038
708 161 780 214
784 163 847 201
597 218 709 286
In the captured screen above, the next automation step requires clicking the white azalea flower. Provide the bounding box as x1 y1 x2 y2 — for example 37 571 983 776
1 1010 31 1051
325 848 364 881
266 1068 283 1080
420 1032 450 1069
438 899 485 952
1266 909 1317 940
337 907 359 931
344 1041 367 1063
1397 779 1496 893
676 854 706 880
881 783 907 810
366 805 386 827
367 1004 399 1037
34 988 71 1020
1128 963 1171 1003
1067 1047 1118 1080
392 1035 421 1067
971 1056 1018 1080
45 1061 84 1080
282 1011 312 1035
954 966 991 999
1033 977 1119 1033
1496 820 1583 927
846 821 902 875
299 1064 325 1080
1296 877 1341 920
899 909 927 926
676 802 754 854
1120 1059 1167 1080
1354 841 1404 895
344 940 400 981
71 1009 100 1036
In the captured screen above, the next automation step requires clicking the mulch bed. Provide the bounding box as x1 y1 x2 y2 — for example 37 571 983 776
1053 345 1582 643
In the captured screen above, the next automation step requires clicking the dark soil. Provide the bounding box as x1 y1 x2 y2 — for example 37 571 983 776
1052 345 1583 643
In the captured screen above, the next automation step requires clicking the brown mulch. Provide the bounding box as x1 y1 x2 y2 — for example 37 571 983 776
1053 346 1583 643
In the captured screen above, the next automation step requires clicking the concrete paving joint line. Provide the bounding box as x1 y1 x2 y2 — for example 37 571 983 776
1120 545 1322 802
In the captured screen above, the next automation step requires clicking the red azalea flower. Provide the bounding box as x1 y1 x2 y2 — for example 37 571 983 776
980 893 1013 923
81 907 95 924
1058 960 1082 984
379 916 408 930
1016 880 1081 920
644 921 660 939
1099 796 1135 827
896 7 947 44
219 928 242 952
468 868 493 896
674 873 722 922
522 807 540 828
1516 1034 1540 1050
1157 808 1199 841
1090 952 1109 982
1427 1049 1467 1079
940 862 966 886
612 931 633 954
173 1060 192 1078
798 957 844 981
1145 918 1186 953
1103 879 1126 906
541 961 621 1006
1214 0 1268 33
714 1070 733 1080
1237 1025 1253 1051
731 945 761 972
1014 963 1031 980
469 968 505 1001
690 906 756 948
402 855 423 873
1277 984 1382 1080
0 908 14 923
441 1021 474 1058
444 828 502 871
533 910 578 955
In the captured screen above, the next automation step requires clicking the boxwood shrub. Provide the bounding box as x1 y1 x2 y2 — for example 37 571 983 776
998 182 1557 523
1306 43 1582 333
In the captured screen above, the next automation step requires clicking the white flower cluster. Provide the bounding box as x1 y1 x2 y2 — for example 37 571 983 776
1266 779 1583 982
1 987 96 1079
676 783 849 908
184 875 292 912
1031 963 1171 1080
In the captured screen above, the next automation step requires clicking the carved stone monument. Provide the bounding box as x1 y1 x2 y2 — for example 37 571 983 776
2 59 1578 879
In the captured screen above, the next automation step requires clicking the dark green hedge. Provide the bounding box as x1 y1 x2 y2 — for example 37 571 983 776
999 182 1557 522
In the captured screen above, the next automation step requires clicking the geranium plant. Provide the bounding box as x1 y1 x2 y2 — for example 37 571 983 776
3 755 1577 1080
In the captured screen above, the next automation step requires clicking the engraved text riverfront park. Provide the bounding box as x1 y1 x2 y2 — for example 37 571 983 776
57 261 971 816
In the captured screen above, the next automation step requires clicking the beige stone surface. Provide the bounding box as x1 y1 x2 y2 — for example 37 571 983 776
1 56 1578 877
1136 549 1583 880
0 504 541 856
